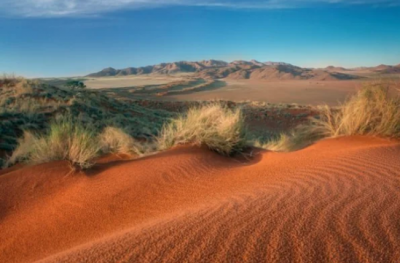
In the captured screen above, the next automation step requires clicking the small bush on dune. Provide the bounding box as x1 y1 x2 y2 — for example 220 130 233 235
0 74 20 87
6 116 100 169
260 81 400 153
5 131 37 167
13 79 34 96
157 103 247 155
65 80 86 89
99 127 143 156
307 81 400 138
0 76 34 96
257 133 298 152
254 126 318 152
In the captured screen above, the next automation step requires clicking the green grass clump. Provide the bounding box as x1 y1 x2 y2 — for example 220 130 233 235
157 103 247 155
6 116 100 169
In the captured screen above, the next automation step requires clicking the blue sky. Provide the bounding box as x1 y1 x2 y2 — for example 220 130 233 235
0 0 399 77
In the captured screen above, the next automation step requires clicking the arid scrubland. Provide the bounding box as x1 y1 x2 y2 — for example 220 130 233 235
0 76 173 168
1 76 399 169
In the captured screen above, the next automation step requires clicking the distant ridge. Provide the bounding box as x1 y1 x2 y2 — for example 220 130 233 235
325 66 348 71
87 60 228 77
87 60 398 80
323 64 400 73
370 64 400 74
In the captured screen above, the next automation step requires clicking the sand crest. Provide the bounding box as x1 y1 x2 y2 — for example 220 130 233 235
1 136 400 263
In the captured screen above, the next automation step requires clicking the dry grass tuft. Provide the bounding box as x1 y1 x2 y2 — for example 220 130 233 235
13 79 34 96
257 133 297 152
157 103 247 155
0 74 20 87
6 116 100 169
254 126 318 152
99 127 143 156
260 81 400 152
306 81 400 138
5 131 37 167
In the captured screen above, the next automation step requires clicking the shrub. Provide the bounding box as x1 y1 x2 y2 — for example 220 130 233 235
254 127 318 152
253 81 400 153
258 81 400 153
0 74 19 88
6 116 100 169
157 103 247 155
4 131 37 167
65 80 86 89
13 79 34 96
255 133 295 152
99 127 143 155
306 82 400 138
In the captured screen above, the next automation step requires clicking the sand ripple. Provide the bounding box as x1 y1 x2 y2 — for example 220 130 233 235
1 136 400 263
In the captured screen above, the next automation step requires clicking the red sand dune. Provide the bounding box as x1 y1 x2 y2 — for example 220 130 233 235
1 137 400 263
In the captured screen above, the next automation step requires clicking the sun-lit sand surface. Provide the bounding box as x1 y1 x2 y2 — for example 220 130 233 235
1 136 400 262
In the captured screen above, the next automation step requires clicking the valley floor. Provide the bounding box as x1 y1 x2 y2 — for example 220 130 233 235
86 76 363 106
163 79 361 106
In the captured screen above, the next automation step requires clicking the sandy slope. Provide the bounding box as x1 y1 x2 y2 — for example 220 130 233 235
1 137 400 263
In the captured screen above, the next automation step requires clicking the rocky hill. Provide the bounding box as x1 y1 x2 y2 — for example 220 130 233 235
88 60 228 77
370 64 400 74
87 60 365 80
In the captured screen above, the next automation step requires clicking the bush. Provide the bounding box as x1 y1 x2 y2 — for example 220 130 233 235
4 131 37 167
258 81 400 153
99 127 143 155
307 82 400 138
0 74 19 88
6 116 100 169
157 103 247 155
255 133 295 152
254 127 319 152
65 80 86 89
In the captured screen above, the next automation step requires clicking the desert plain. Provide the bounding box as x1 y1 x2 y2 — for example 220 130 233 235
86 76 361 105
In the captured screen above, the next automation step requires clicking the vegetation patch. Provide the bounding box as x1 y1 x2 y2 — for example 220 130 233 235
260 81 400 152
5 76 396 169
0 77 174 161
6 116 100 169
99 127 144 156
157 103 248 155
307 82 400 138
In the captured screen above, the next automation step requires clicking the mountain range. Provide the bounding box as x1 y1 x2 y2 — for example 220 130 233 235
87 60 400 81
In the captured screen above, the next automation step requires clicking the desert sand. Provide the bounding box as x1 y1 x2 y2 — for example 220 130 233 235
1 136 400 262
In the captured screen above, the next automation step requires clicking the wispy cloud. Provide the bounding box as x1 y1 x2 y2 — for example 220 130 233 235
0 0 398 17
